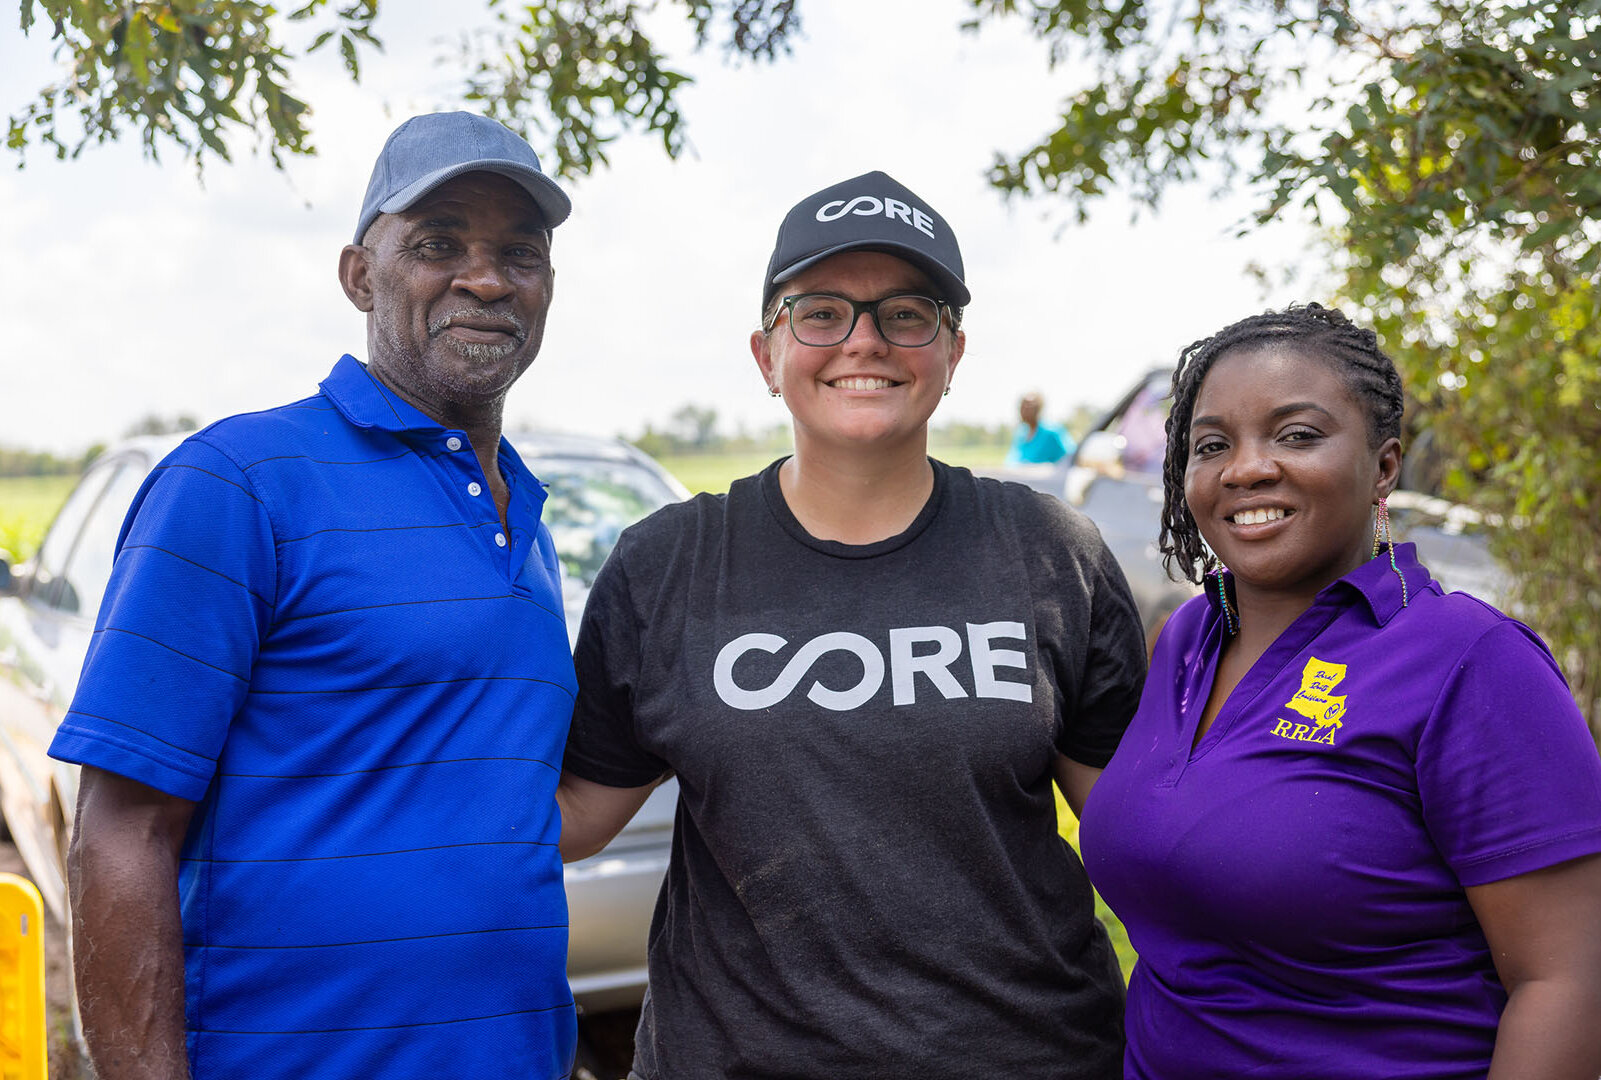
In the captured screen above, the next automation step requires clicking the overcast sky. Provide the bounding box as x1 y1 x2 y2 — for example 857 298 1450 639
1 0 1314 456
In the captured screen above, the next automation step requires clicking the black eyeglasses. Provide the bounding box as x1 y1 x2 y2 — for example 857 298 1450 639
765 293 954 348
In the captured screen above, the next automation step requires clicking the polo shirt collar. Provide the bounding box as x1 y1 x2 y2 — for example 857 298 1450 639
318 355 547 516
1203 542 1431 629
321 354 446 434
1338 542 1431 626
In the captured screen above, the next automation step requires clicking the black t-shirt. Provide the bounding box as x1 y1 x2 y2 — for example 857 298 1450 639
566 459 1146 1079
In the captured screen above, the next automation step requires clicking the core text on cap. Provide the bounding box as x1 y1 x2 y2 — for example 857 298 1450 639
815 195 936 238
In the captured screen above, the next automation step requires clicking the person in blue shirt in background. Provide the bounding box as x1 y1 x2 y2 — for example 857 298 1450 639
1007 390 1076 465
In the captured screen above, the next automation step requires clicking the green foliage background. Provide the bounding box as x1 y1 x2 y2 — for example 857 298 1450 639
0 474 76 561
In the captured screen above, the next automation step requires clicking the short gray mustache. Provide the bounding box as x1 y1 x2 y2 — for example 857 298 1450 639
430 309 527 341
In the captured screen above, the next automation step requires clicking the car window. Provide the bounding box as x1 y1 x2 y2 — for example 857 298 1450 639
1112 373 1172 475
29 462 118 607
535 459 678 588
52 458 150 617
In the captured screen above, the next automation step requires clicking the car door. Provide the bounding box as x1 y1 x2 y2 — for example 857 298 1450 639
0 449 155 922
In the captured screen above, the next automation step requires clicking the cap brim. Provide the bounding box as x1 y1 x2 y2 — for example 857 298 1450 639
358 159 572 243
771 239 970 307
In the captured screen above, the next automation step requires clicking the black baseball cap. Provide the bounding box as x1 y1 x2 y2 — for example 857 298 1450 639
354 112 571 244
762 171 970 310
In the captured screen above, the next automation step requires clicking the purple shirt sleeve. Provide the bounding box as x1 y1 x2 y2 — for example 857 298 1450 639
1418 618 1601 886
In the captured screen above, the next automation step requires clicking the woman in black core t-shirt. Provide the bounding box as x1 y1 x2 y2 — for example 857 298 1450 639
554 171 1148 1079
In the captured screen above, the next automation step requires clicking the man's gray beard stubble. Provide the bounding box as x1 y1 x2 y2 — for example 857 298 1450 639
430 308 527 363
444 337 519 362
374 308 527 367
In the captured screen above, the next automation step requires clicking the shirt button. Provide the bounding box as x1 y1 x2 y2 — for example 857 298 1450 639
468 482 482 497
446 436 462 451
494 532 507 548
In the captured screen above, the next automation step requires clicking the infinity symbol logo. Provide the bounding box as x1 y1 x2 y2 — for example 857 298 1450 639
713 623 1031 712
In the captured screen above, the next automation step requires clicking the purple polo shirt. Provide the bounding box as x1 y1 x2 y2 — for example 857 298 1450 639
1080 544 1601 1079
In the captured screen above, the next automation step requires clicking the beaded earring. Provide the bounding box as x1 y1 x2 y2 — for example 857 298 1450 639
1210 567 1238 636
1372 496 1409 608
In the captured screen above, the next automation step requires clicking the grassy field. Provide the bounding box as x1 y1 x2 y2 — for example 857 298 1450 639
654 452 787 494
0 445 1013 549
0 474 75 562
658 443 1009 494
927 441 1008 471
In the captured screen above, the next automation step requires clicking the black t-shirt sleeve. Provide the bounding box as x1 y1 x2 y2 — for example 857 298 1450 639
563 533 672 787
1056 535 1146 766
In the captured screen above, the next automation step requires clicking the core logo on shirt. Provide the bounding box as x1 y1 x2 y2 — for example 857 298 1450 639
1271 657 1348 745
713 623 1032 712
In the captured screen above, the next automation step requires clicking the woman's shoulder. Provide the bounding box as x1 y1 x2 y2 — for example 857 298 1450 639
1409 584 1558 667
609 468 775 565
617 489 728 550
1150 591 1217 653
946 463 1105 545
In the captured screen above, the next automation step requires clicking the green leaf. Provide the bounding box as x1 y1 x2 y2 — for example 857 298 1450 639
340 32 359 79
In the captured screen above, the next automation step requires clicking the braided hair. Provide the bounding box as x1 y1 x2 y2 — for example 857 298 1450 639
1159 303 1405 585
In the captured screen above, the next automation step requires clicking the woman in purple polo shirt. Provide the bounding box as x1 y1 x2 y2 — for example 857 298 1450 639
1080 303 1601 1079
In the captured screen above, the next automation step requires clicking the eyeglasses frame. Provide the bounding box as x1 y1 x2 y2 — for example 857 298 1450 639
763 292 961 348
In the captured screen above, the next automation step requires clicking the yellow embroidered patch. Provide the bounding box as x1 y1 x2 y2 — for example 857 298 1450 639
1271 657 1348 745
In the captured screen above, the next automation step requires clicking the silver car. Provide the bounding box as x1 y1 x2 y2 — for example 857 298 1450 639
0 430 683 1023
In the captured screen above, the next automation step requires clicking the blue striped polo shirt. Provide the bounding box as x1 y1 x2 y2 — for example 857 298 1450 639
51 355 578 1078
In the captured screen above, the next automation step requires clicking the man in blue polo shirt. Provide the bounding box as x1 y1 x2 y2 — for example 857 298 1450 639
51 112 578 1079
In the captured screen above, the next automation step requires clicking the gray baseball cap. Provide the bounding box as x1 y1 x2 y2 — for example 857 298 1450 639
762 171 969 310
354 112 572 244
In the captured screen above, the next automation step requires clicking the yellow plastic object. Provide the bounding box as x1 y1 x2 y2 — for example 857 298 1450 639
0 874 45 1080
